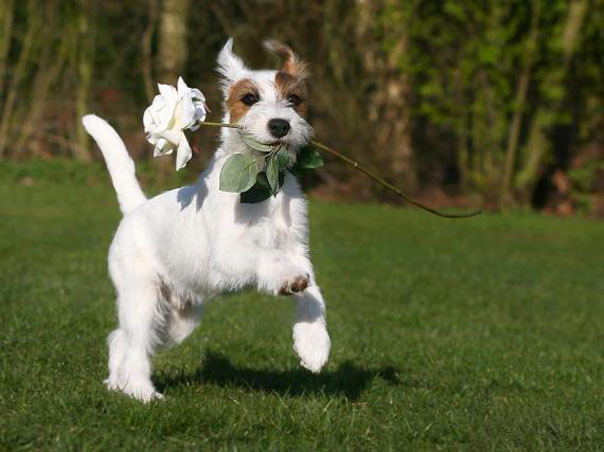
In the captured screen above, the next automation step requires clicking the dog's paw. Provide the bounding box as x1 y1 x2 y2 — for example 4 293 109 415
105 377 164 403
123 383 164 403
293 322 331 373
279 274 309 295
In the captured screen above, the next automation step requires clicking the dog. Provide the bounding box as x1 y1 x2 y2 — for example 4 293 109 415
81 39 331 402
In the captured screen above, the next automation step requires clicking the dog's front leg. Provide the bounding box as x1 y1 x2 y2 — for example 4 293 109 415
255 247 311 295
213 238 309 295
255 249 311 296
290 251 331 373
292 283 331 373
282 251 331 372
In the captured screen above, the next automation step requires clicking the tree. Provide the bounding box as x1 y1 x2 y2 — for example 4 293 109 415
157 0 190 84
153 0 190 175
365 0 416 189
515 0 589 198
500 1 541 206
73 0 95 162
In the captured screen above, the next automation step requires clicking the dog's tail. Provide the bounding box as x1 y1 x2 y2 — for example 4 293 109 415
82 114 147 215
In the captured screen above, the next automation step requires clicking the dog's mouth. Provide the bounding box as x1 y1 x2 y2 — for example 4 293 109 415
264 137 310 148
238 130 310 153
240 132 288 149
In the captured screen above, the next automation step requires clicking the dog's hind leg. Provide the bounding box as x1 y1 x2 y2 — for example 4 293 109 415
158 283 204 346
166 301 204 345
105 277 164 403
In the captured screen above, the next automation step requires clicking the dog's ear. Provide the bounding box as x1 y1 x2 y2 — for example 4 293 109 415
263 40 309 79
217 38 247 88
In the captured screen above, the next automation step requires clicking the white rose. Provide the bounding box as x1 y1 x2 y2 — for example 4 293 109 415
143 76 208 170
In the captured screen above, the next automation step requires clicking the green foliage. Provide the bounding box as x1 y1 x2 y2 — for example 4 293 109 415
274 146 290 172
239 133 274 153
266 152 280 194
220 135 323 203
2 162 604 449
569 159 604 215
240 171 282 204
219 153 260 193
293 145 324 171
0 0 602 209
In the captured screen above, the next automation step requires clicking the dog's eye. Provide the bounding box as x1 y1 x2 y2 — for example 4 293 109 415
287 94 302 107
241 93 259 106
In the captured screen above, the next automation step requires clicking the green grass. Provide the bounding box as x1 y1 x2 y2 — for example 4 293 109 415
1 160 604 450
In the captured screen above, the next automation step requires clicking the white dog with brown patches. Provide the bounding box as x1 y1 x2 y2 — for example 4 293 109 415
82 39 331 402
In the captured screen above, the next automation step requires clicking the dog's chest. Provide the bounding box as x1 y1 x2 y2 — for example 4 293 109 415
235 196 292 248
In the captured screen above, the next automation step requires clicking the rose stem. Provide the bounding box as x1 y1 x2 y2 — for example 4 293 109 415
198 121 481 219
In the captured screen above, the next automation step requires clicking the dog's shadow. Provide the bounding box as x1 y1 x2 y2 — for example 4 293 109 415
155 350 400 400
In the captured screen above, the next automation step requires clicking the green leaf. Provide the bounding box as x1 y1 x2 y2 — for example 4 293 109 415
266 155 280 194
239 133 274 153
240 171 285 203
219 153 260 193
295 145 324 170
240 172 272 203
275 146 290 171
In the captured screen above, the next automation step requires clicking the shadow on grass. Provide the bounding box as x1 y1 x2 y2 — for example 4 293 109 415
155 350 400 400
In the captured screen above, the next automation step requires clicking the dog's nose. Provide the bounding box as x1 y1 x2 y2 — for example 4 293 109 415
268 118 290 138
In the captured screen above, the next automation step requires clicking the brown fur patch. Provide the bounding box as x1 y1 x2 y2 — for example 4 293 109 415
226 79 258 123
264 40 309 79
275 71 309 116
279 274 309 295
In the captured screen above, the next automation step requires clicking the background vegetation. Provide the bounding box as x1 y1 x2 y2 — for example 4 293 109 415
1 0 603 213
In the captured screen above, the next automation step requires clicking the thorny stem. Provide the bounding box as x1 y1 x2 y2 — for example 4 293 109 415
200 121 241 129
310 140 481 218
199 121 481 219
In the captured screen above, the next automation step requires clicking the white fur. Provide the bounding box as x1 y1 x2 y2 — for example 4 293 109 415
216 38 247 90
81 115 146 214
82 39 330 402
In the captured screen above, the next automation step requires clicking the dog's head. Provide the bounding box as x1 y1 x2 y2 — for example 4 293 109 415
217 38 312 152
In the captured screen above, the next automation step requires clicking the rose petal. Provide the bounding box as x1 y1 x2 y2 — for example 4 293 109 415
153 137 174 157
177 76 188 96
143 107 154 132
175 132 192 170
146 131 158 145
180 90 196 129
158 83 178 105
146 78 208 169
197 107 207 122
162 129 181 146
190 88 205 101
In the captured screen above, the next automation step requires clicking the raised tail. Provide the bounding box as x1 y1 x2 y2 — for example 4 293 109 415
82 114 146 215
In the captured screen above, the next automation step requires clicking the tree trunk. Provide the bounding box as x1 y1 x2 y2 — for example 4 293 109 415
381 34 415 189
142 0 158 103
0 0 38 157
499 2 540 206
73 0 94 162
15 4 68 156
155 0 190 175
515 0 588 194
500 70 530 205
454 69 470 189
0 0 14 96
369 0 416 191
156 0 190 84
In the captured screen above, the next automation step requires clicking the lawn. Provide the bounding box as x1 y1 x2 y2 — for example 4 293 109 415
1 160 603 450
